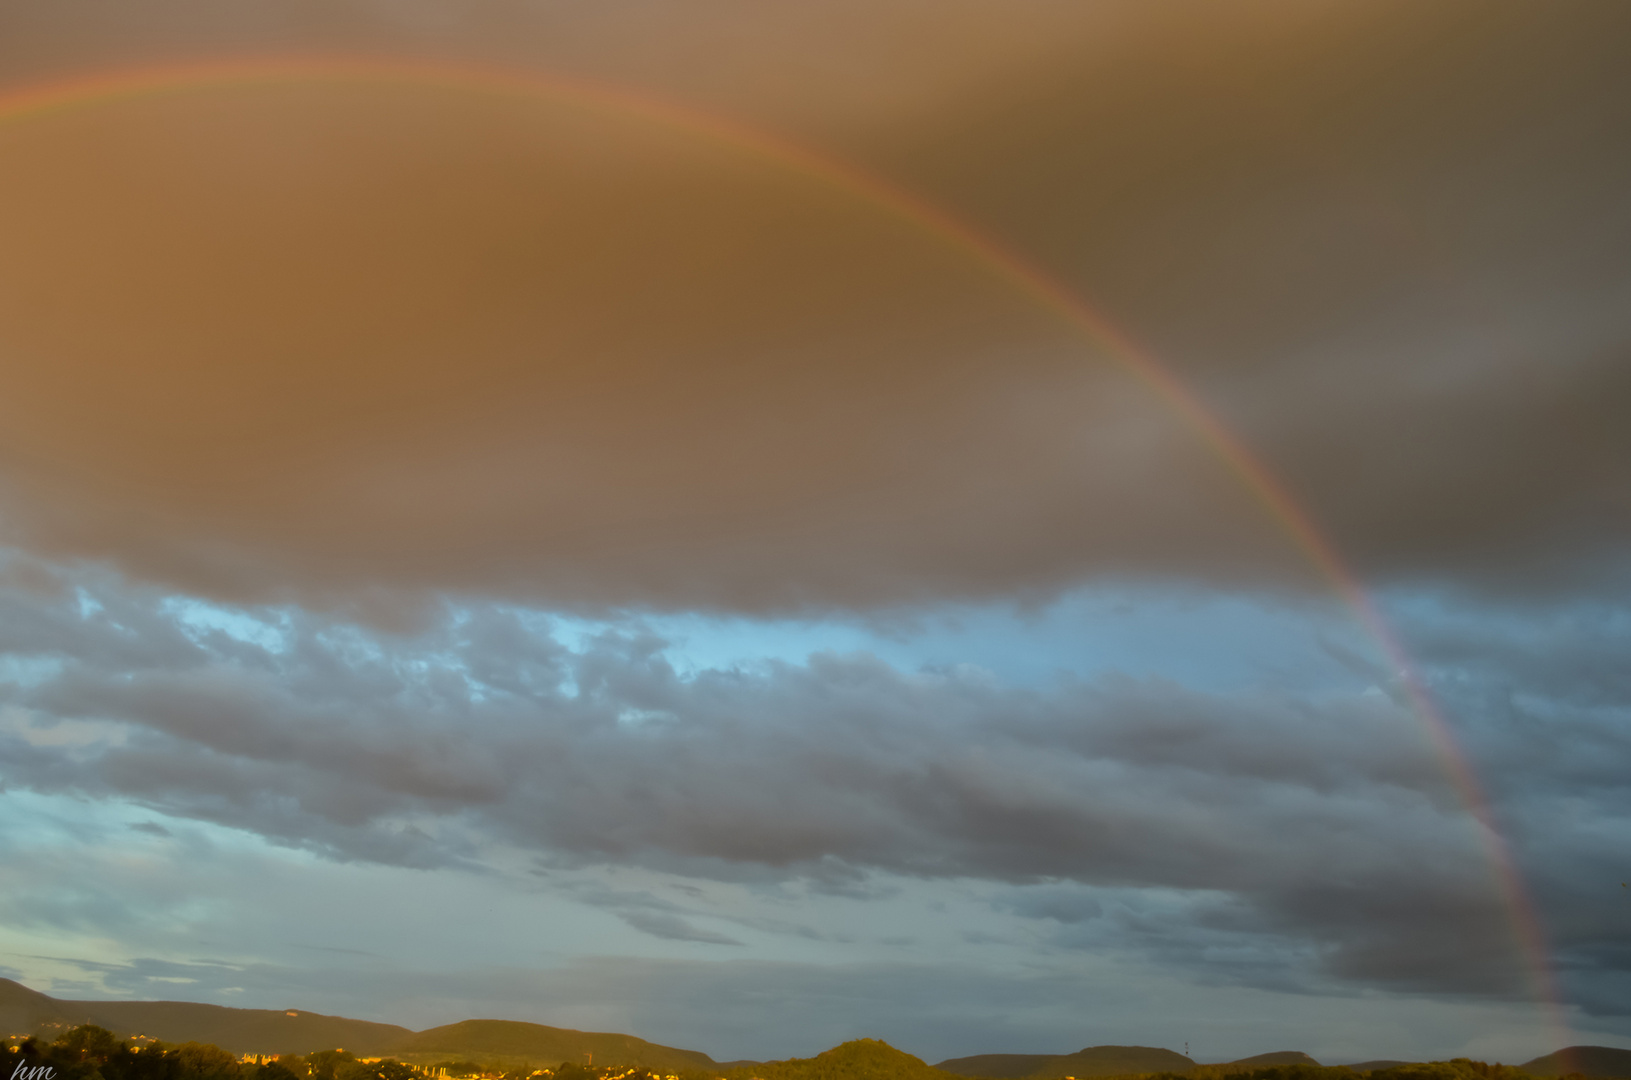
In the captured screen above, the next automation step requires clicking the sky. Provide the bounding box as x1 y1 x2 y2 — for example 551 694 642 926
0 0 1629 1068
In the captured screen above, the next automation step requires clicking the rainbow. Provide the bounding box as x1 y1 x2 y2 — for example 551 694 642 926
0 53 1573 1051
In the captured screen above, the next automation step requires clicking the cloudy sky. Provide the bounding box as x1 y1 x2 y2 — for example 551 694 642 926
1 0 1629 1068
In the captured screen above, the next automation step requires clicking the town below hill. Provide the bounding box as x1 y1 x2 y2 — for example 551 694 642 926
3 980 1627 1080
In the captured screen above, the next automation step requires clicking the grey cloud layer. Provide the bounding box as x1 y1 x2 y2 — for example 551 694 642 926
4 568 1627 1010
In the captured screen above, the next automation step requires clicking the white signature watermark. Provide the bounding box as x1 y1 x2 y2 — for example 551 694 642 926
9 1061 55 1080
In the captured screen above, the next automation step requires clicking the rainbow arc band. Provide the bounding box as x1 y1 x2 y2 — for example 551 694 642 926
0 53 1573 1049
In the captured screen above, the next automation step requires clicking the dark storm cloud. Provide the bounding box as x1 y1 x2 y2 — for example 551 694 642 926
8 571 1628 1007
0 65 1281 614
870 2 1631 598
0 2 1625 610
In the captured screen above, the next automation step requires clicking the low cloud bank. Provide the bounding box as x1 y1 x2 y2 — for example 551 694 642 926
3 567 1627 1011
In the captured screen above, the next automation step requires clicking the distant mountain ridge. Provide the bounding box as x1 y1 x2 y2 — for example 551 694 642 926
1340 1065 1413 1074
934 1046 1197 1078
390 1020 718 1071
70 1001 413 1058
1520 1047 1631 1079
6 979 1626 1078
0 979 711 1067
932 1048 1327 1079
0 978 99 1035
0 979 412 1057
734 1039 943 1080
933 1055 1050 1078
1221 1054 1321 1070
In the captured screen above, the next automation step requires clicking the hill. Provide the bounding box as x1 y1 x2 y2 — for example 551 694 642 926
1039 1047 1196 1078
389 1019 719 1071
1520 1047 1631 1078
732 1039 946 1080
3 976 414 1054
1224 1054 1321 1069
66 999 413 1056
0 980 715 1068
7 977 1622 1080
0 979 99 1037
933 1056 1053 1079
936 1046 1195 1079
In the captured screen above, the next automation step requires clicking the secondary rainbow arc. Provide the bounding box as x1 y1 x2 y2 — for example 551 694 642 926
0 53 1573 1052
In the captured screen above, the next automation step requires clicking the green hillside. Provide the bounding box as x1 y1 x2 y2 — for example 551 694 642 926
1224 1055 1321 1070
729 1039 949 1080
1040 1047 1196 1078
389 1019 719 1071
937 1046 1194 1080
1520 1047 1631 1078
0 982 717 1069
7 977 1625 1080
70 999 412 1056
934 1056 1052 1079
0 979 98 1038
1344 1064 1414 1073
6 979 415 1054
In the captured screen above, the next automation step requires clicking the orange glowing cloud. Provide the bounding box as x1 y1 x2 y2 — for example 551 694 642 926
0 69 1281 612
